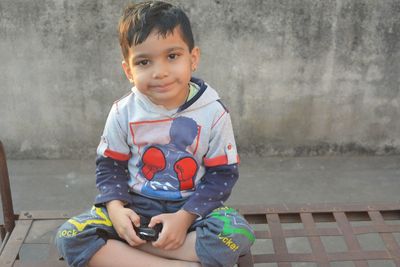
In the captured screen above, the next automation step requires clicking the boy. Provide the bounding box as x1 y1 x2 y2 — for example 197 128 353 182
56 1 254 266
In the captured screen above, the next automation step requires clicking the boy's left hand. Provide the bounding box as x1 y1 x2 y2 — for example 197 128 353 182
148 209 197 250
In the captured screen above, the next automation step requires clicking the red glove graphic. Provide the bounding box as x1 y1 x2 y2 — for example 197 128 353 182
142 147 166 180
174 157 198 190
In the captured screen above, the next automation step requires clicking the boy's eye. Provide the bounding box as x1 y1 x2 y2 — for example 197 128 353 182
136 60 149 66
168 54 178 60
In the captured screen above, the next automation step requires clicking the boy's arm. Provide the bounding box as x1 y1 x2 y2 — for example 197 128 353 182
94 102 132 206
94 156 131 206
183 103 239 218
106 197 146 246
182 163 238 218
95 156 146 246
92 101 146 246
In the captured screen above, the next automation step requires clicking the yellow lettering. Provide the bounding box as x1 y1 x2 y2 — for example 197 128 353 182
218 234 240 252
214 206 229 212
59 229 78 238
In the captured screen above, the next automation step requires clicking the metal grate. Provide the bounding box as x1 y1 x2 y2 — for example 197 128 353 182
236 203 400 267
1 204 400 267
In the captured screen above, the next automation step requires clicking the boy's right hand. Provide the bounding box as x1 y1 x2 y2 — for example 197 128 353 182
106 200 146 247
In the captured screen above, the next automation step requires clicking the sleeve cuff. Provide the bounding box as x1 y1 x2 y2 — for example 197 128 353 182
94 191 132 207
182 200 224 219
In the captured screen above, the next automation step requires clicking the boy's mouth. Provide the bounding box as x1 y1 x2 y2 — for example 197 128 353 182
150 81 175 92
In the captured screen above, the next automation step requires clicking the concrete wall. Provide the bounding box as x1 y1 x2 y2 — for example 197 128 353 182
1 0 399 159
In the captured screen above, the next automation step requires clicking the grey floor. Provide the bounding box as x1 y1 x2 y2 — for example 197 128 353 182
2 155 400 220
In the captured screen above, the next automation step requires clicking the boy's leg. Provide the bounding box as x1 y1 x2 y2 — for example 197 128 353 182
56 205 201 267
192 206 255 267
88 239 201 267
55 206 120 267
137 231 199 262
134 206 255 267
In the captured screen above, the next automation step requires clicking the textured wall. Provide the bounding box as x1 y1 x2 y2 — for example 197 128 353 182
1 0 400 159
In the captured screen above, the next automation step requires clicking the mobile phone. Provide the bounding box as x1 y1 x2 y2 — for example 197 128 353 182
134 224 162 241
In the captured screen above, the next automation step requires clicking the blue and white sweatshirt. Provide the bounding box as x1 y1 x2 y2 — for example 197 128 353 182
94 77 239 218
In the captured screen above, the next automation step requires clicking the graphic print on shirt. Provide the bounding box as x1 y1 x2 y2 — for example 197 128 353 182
134 116 200 200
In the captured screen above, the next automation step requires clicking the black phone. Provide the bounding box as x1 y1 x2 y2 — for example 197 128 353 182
134 223 162 241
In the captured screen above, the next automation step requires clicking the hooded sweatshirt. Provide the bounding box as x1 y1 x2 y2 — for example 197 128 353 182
94 78 239 218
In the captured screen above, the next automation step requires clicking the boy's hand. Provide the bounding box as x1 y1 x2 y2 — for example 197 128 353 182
148 209 197 250
106 200 146 247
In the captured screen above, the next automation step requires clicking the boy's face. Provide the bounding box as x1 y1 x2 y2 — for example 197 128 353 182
122 27 200 110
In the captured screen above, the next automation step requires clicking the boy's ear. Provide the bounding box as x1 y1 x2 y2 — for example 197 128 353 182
190 46 200 72
122 60 134 83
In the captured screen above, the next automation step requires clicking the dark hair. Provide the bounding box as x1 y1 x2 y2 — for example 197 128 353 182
118 1 195 60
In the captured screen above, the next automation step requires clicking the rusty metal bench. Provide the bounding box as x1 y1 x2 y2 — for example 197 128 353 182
1 140 400 267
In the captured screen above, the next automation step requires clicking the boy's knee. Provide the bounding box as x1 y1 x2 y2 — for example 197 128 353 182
55 207 111 244
55 220 81 267
194 207 255 267
55 207 115 267
55 219 80 252
56 221 80 241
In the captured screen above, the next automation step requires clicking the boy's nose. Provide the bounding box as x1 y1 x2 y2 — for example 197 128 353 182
152 63 169 79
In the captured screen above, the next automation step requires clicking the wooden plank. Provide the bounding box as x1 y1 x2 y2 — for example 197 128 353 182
14 260 68 267
283 227 341 238
237 251 254 267
0 141 15 234
254 226 342 240
253 253 314 263
368 211 400 265
48 242 62 261
332 212 368 267
235 202 400 215
0 225 6 241
24 220 65 244
278 263 292 267
0 220 33 267
327 251 391 261
266 214 288 256
300 213 330 266
353 224 400 234
18 210 80 220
